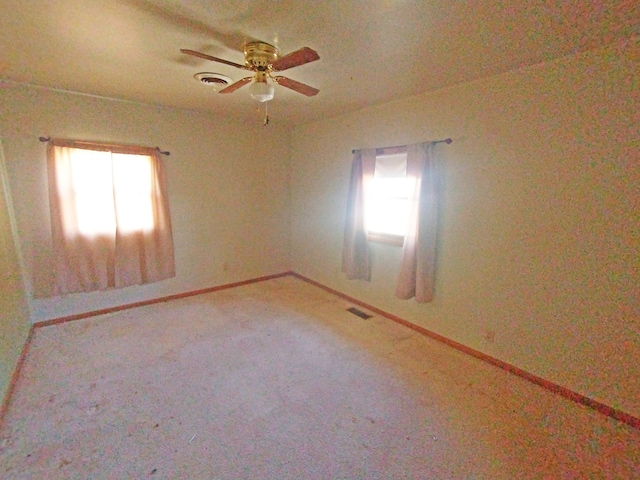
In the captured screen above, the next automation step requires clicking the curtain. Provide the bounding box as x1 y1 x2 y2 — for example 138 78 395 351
47 139 175 295
395 142 438 302
341 149 375 280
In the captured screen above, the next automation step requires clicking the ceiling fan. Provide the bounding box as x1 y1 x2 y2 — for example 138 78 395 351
181 41 320 103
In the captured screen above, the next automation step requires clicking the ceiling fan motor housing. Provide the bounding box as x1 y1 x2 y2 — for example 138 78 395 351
244 41 278 70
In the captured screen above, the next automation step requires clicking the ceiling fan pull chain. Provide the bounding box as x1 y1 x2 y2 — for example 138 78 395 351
263 101 269 126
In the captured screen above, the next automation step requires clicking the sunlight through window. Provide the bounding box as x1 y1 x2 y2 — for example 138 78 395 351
68 149 155 235
112 154 154 232
366 152 412 239
367 177 411 236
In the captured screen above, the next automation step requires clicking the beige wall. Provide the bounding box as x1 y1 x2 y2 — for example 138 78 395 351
290 41 639 417
0 140 30 403
0 86 292 322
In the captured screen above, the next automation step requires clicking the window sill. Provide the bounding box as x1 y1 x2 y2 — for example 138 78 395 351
367 232 404 246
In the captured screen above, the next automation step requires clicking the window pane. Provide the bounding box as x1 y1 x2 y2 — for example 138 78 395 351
366 152 411 238
371 177 409 199
67 149 156 235
112 154 155 232
69 149 116 235
368 196 410 236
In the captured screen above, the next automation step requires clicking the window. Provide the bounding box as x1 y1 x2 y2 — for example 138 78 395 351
366 149 411 245
61 149 155 235
47 139 175 295
343 141 439 301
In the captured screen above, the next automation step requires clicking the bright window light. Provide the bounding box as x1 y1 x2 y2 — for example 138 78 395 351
366 152 411 238
67 149 155 236
112 154 154 233
367 178 411 236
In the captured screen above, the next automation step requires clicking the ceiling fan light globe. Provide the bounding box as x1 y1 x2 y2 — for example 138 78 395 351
249 81 274 102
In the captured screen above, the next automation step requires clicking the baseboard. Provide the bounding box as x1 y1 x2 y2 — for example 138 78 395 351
35 271 294 328
290 272 640 431
0 325 35 427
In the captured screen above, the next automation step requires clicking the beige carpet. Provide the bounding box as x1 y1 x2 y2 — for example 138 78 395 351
1 277 638 479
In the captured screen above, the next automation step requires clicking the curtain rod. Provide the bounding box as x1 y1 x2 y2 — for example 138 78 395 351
351 138 452 154
38 137 170 156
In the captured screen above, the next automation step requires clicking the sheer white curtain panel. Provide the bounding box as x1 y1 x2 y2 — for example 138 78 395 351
395 142 438 302
47 139 175 295
341 149 376 280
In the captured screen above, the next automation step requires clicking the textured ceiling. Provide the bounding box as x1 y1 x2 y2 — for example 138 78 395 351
0 1 637 126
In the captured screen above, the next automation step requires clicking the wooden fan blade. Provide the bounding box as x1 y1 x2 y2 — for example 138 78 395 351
219 76 253 94
273 76 319 96
271 47 319 71
180 49 250 70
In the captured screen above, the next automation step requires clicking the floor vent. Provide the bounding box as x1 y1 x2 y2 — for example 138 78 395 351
347 307 372 319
